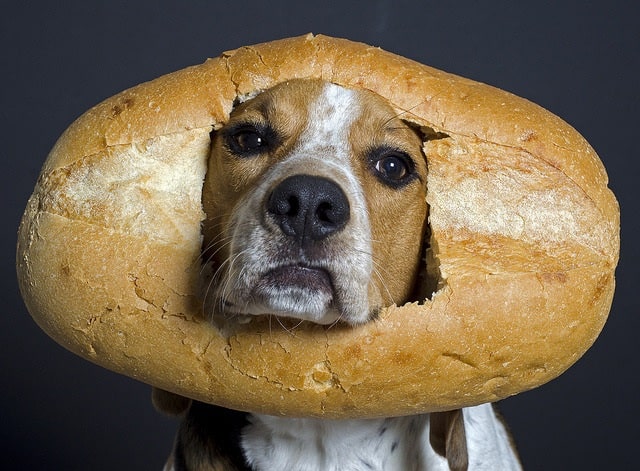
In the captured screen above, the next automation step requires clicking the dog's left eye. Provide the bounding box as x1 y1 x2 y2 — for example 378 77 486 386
370 149 416 187
225 125 274 156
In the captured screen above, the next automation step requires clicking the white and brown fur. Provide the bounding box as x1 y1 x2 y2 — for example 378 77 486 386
154 79 522 470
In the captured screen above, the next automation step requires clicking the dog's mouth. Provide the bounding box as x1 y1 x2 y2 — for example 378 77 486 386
257 265 333 294
245 264 339 324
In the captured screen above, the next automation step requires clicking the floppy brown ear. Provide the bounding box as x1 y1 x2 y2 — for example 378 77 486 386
429 409 469 471
151 387 192 416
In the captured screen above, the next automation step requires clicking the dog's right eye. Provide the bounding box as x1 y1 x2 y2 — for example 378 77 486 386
225 125 274 156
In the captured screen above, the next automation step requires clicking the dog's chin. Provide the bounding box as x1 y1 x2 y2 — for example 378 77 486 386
249 266 341 325
210 264 374 326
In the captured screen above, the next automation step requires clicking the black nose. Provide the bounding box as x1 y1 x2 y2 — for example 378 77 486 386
266 175 350 244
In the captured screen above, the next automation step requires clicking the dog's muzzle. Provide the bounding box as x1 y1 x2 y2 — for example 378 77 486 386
210 170 373 325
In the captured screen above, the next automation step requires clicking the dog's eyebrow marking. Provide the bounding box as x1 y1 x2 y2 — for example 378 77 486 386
255 100 273 120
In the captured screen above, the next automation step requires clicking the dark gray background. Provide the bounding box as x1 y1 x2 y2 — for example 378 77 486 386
3 1 637 469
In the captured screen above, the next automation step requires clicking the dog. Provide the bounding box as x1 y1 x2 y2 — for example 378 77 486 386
154 79 522 470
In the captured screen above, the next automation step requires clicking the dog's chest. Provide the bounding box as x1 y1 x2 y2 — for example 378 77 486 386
241 414 436 471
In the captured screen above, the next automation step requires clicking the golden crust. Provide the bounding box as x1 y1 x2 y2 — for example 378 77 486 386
17 34 619 418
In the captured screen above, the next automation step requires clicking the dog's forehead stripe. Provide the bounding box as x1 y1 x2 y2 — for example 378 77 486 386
301 83 359 155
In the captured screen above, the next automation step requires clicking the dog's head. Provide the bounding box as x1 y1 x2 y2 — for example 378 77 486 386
202 79 428 325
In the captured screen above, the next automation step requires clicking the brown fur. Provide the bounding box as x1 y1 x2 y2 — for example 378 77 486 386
201 79 428 317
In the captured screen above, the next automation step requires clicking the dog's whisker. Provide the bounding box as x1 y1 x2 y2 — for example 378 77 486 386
274 315 304 337
202 247 249 318
201 258 230 318
186 232 231 273
326 314 344 330
200 218 256 262
371 262 396 306
201 233 231 259
199 239 234 275
216 250 249 309
350 244 398 307
200 218 228 249
381 97 430 128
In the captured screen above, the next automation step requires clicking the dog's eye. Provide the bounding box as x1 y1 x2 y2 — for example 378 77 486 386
225 124 274 156
370 149 416 187
376 155 409 180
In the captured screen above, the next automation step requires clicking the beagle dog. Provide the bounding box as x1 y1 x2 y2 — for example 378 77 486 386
155 79 522 470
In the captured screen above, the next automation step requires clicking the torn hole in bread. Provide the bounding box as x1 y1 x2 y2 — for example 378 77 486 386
404 123 449 304
200 92 448 324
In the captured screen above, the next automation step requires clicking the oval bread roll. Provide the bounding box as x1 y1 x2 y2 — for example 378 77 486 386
16 34 619 418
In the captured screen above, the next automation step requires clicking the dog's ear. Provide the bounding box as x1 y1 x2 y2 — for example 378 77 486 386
151 387 192 416
429 409 469 471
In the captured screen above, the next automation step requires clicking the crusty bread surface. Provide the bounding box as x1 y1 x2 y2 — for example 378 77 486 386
17 34 619 418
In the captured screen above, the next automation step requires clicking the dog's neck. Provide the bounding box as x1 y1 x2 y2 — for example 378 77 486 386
159 394 521 470
241 405 521 471
242 414 433 471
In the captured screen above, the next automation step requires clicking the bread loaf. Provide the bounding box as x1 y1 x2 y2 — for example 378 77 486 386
16 34 619 418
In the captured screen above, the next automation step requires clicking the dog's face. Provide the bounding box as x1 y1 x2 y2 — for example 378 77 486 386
202 79 427 325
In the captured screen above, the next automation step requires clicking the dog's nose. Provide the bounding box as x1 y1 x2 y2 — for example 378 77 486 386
267 175 350 243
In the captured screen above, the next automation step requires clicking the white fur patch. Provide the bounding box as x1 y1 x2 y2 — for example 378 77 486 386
241 404 522 470
242 414 428 471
